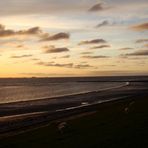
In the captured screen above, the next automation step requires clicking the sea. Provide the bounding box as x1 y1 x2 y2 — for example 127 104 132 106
0 76 148 104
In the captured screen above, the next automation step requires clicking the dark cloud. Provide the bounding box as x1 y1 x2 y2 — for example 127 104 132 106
0 24 5 30
119 47 133 50
0 24 70 44
10 54 32 58
18 27 42 35
43 45 69 53
0 24 42 37
0 26 16 37
130 22 148 31
122 50 148 56
81 52 93 55
82 55 109 59
126 57 145 60
16 44 24 48
89 3 106 12
91 45 111 49
79 39 107 45
135 39 148 43
74 64 94 69
40 32 70 41
96 20 109 28
37 61 73 68
37 61 55 65
36 61 94 69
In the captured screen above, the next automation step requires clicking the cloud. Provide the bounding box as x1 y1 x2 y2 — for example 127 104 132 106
37 61 73 68
31 58 40 61
16 44 24 48
96 20 109 28
74 64 94 69
21 72 77 77
40 32 70 41
91 45 111 49
130 22 148 31
82 55 109 59
103 64 116 67
135 39 148 43
10 54 32 58
19 27 42 35
81 52 93 55
0 0 147 21
0 24 5 30
0 38 23 47
122 50 148 56
36 61 94 69
0 24 42 37
89 3 106 12
60 55 70 58
20 72 53 77
43 45 69 53
79 39 107 45
0 24 70 43
144 44 148 48
0 0 99 16
119 47 133 50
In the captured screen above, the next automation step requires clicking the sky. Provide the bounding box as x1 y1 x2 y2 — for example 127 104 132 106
0 0 148 77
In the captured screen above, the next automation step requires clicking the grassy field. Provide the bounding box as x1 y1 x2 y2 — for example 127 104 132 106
0 96 148 148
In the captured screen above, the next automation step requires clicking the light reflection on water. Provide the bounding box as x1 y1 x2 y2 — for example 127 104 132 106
0 80 122 103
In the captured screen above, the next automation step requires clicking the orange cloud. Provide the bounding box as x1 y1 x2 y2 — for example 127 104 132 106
130 22 148 31
144 44 148 48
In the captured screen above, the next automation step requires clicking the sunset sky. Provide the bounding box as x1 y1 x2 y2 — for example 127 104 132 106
0 0 148 77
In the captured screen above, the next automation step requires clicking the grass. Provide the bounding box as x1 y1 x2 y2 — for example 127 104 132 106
0 96 148 148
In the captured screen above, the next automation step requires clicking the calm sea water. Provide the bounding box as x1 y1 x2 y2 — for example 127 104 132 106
0 76 147 103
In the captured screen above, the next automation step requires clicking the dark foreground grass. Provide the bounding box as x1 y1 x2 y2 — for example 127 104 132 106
0 96 148 148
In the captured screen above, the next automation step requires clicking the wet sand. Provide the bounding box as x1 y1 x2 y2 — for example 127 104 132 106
0 81 148 138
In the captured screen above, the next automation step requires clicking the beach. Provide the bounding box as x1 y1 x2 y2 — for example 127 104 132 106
0 82 148 148
0 78 148 147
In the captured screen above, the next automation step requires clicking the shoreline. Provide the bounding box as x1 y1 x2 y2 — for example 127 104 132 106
0 81 127 105
0 82 144 117
0 91 148 147
0 81 148 140
0 87 148 139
